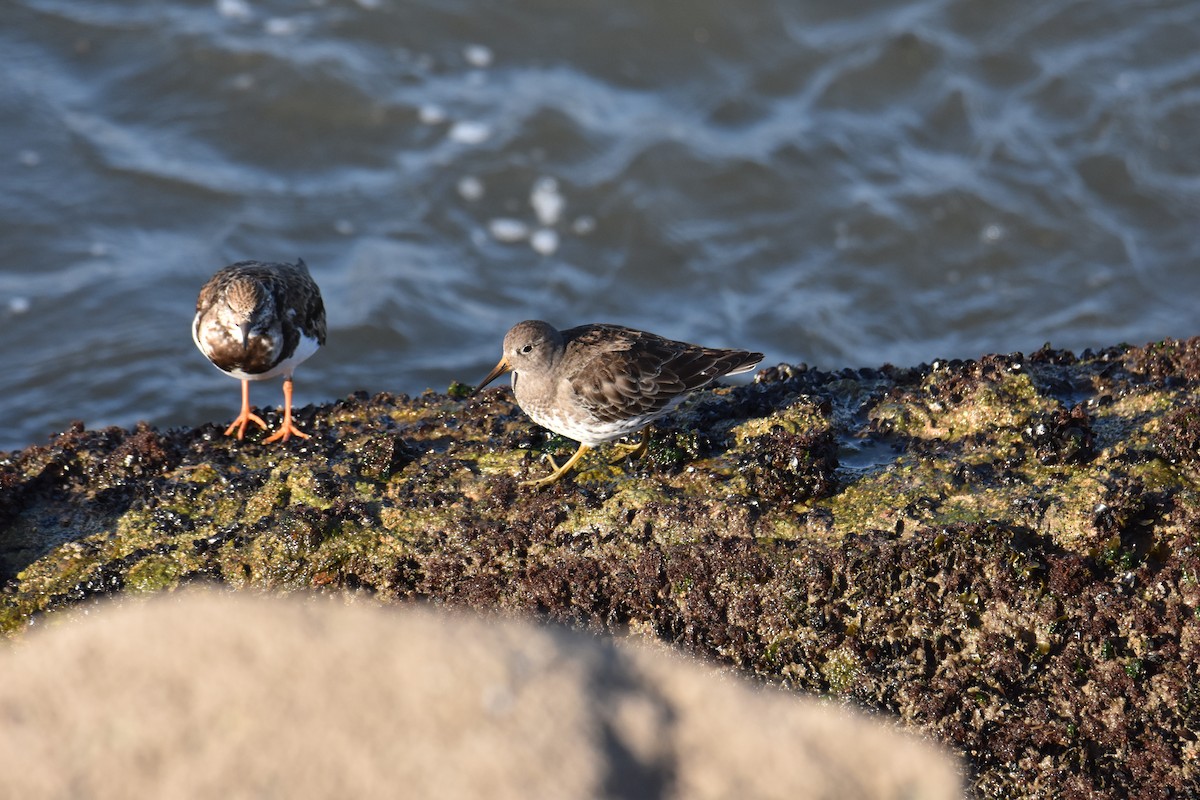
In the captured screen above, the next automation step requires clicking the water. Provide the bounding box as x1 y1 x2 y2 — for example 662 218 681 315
2 0 1198 452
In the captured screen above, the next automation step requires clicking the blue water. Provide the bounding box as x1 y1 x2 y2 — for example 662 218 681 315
2 0 1198 451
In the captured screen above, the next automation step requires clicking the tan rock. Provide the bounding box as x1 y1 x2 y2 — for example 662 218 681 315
0 591 961 799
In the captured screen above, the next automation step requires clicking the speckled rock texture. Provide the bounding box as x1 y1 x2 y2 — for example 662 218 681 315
0 591 961 800
3 338 1200 798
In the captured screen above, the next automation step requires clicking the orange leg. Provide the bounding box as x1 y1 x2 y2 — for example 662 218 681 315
224 379 268 440
262 377 311 444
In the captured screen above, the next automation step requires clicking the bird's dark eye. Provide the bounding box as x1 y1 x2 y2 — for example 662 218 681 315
521 344 534 354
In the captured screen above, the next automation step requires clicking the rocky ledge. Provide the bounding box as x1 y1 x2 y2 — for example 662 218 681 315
3 338 1200 797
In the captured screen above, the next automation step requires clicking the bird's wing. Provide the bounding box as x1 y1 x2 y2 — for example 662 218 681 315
564 325 759 424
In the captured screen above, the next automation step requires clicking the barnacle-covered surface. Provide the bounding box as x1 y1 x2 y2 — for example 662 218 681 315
3 339 1200 798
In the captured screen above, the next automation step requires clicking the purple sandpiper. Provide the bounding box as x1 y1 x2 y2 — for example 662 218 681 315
477 320 763 486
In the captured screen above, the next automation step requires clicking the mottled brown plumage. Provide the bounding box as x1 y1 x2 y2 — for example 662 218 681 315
192 260 326 443
476 320 762 487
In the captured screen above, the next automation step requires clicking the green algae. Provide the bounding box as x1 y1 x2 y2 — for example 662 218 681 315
870 367 1050 442
124 554 184 594
821 647 864 695
729 401 832 446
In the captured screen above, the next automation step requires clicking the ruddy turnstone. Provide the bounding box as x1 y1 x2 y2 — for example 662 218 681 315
475 320 763 487
192 259 326 443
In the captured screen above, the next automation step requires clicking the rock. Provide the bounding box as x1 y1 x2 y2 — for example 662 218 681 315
0 590 961 800
4 339 1200 797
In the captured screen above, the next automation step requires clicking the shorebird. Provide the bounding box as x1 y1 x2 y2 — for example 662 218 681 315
192 260 326 443
476 320 762 486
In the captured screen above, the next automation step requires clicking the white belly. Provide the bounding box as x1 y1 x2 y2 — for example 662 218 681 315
522 393 683 446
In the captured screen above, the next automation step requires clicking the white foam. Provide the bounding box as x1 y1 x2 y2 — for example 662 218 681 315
530 228 559 256
457 176 485 202
464 44 493 68
418 104 446 125
530 177 564 226
216 0 252 20
264 17 300 35
448 121 491 144
488 218 529 242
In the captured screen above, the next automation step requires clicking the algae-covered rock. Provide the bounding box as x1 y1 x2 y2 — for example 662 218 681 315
3 339 1200 798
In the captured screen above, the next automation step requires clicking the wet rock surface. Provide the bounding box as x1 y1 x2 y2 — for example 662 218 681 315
3 339 1200 798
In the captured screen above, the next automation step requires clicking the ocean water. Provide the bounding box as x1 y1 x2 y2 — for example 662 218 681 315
2 0 1198 452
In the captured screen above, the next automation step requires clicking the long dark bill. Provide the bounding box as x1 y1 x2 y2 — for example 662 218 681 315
473 357 511 396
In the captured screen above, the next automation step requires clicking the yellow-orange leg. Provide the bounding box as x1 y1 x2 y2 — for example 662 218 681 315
609 428 650 463
521 443 592 488
262 377 311 444
224 379 268 440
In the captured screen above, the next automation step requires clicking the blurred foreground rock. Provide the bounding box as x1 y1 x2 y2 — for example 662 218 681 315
0 590 960 799
3 338 1200 797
